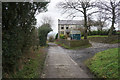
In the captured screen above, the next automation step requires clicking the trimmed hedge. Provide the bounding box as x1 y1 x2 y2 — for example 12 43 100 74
58 39 91 48
89 35 120 44
88 30 118 36
88 30 109 35
70 40 90 47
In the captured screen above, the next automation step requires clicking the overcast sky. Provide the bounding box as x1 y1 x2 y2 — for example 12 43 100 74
35 0 85 36
35 0 119 36
35 0 63 36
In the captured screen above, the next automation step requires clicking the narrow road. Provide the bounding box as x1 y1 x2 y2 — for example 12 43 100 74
41 43 90 78
41 42 118 78
65 41 118 78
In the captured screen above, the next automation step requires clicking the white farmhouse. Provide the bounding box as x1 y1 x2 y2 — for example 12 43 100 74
58 19 84 40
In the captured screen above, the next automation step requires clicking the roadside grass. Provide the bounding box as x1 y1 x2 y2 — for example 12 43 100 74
81 35 108 39
85 48 119 78
55 41 91 50
12 47 47 78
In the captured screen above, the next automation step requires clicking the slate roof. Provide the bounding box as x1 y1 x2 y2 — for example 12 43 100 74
58 20 83 25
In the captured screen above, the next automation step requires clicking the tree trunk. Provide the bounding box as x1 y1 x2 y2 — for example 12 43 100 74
83 8 88 39
100 25 103 31
108 24 114 36
108 7 115 36
88 26 91 35
84 27 87 39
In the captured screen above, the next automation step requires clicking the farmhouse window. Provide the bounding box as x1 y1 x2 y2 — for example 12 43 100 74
61 27 64 29
66 27 68 29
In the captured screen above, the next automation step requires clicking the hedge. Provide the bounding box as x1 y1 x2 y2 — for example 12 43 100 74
58 39 91 48
89 35 120 44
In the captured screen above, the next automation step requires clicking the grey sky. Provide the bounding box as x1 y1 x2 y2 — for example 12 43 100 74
35 0 85 36
35 0 64 35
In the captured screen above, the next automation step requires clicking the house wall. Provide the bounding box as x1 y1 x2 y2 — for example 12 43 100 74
58 24 80 39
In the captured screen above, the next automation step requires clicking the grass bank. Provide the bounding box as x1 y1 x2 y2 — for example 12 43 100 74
11 46 47 78
85 48 119 78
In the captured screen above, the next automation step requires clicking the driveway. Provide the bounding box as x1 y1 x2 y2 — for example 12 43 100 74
41 43 90 78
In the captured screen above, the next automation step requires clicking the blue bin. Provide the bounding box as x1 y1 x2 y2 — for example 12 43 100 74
71 34 81 40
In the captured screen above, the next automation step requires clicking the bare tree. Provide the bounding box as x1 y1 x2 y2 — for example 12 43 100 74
41 15 54 27
96 0 120 36
57 0 98 39
95 11 107 31
87 16 95 34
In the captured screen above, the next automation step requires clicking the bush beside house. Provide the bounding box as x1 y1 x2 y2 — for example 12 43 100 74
49 36 55 42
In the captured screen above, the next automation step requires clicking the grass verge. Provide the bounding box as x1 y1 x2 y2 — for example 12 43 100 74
11 47 47 78
85 48 119 78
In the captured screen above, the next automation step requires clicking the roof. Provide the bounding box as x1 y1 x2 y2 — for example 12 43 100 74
58 20 83 25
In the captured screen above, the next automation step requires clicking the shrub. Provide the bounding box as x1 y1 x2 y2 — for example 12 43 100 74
38 24 52 46
49 36 54 42
60 34 66 39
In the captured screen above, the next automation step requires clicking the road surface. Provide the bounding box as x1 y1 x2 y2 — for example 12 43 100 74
41 42 118 78
41 43 90 78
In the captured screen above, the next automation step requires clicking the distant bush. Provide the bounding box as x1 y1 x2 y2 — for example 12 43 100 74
49 36 54 42
38 24 52 46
